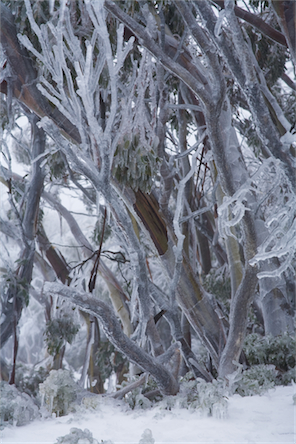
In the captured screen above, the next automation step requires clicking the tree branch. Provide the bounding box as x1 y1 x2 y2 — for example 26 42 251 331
212 0 287 47
43 282 179 396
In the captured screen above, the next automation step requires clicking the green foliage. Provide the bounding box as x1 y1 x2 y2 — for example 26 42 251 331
113 134 161 193
2 269 30 307
0 96 9 131
2 0 53 72
91 220 112 247
157 0 185 36
0 381 39 428
249 0 270 11
12 138 31 166
246 25 287 87
243 333 296 372
120 372 228 417
124 386 153 410
272 88 296 132
3 0 53 33
95 341 128 383
234 113 263 152
235 364 278 396
203 268 231 315
44 317 80 356
228 358 294 397
47 151 67 182
39 369 77 416
121 376 160 410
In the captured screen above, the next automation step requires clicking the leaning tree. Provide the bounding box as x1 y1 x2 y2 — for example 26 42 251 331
0 0 295 395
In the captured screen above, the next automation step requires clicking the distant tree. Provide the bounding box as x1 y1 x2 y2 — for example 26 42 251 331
0 0 295 394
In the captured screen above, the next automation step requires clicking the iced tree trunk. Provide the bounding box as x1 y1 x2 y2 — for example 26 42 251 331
260 288 294 336
3 116 46 385
128 189 222 366
257 260 294 336
0 118 46 349
205 105 258 377
205 0 295 339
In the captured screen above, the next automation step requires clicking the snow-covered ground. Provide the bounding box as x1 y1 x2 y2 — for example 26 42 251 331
1 385 295 444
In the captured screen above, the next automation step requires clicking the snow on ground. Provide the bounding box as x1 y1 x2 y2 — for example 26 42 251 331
1 385 295 444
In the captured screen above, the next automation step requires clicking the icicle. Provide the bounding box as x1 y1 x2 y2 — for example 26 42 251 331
49 395 54 416
40 393 45 410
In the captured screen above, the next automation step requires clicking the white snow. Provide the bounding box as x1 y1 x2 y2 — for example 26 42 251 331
1 385 295 444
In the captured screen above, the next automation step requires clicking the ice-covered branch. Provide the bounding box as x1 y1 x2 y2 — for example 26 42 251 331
218 157 295 279
173 149 199 250
196 0 295 188
42 189 132 336
104 0 212 106
43 282 179 396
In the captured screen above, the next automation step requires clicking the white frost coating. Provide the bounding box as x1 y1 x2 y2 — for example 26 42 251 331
218 157 295 279
115 23 135 76
173 147 200 260
218 188 251 240
89 1 117 141
22 0 138 164
75 49 104 147
17 34 45 65
37 117 99 181
130 278 139 324
139 428 155 444
36 84 74 124
24 0 44 45
280 131 296 152
31 144 59 165
129 251 140 323
214 9 226 38
20 2 90 148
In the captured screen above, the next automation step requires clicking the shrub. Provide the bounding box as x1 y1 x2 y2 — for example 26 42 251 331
0 381 39 428
15 364 49 399
176 374 228 417
121 372 228 417
243 332 296 384
39 369 78 416
139 429 155 444
235 364 278 396
55 428 100 444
